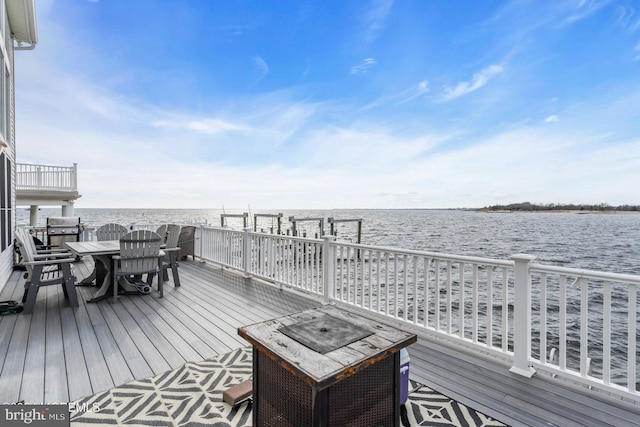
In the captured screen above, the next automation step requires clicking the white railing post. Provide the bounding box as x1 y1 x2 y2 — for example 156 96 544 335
242 228 252 278
510 254 537 377
322 235 336 304
72 163 78 191
36 166 42 187
197 225 203 261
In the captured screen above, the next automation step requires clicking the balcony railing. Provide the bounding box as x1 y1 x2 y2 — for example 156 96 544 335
191 226 639 403
16 163 78 191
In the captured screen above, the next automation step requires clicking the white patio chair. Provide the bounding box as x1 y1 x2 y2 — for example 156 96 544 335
112 230 164 303
96 223 129 241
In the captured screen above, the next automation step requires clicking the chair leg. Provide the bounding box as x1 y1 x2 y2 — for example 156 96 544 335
62 264 79 308
113 261 118 304
171 263 180 287
158 259 164 298
23 283 39 314
169 252 180 287
23 264 44 314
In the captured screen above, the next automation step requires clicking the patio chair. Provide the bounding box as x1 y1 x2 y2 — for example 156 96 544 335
96 223 128 241
16 227 70 256
112 230 164 303
161 224 182 287
15 229 78 314
155 224 168 244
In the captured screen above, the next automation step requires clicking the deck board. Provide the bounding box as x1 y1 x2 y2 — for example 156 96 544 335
59 293 93 401
0 258 638 426
71 289 114 395
21 288 46 404
124 296 202 364
407 333 640 427
45 286 68 402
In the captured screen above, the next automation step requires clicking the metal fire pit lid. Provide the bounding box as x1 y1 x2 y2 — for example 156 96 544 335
278 314 373 354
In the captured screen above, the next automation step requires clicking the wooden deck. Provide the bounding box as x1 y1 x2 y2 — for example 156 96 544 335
1 258 638 426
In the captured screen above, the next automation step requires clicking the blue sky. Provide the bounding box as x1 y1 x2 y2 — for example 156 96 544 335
15 0 640 209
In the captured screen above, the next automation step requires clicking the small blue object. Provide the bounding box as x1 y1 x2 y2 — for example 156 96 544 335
400 348 410 405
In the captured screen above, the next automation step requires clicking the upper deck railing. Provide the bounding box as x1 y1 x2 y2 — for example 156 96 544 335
16 163 78 191
191 226 639 404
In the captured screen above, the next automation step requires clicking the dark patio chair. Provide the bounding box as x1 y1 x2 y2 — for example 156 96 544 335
161 224 182 287
15 229 78 314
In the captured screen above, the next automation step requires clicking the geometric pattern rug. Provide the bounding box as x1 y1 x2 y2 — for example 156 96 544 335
70 347 507 426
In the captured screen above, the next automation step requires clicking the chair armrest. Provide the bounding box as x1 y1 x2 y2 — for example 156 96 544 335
24 258 76 266
35 249 71 255
33 252 74 260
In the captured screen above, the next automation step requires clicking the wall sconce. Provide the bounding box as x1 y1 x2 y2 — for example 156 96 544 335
0 141 7 155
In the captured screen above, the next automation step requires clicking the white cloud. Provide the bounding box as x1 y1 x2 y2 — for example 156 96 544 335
562 0 612 27
363 0 394 40
350 58 377 74
544 115 559 122
440 65 504 102
398 80 430 103
252 56 269 82
152 118 248 134
614 4 640 32
359 79 430 110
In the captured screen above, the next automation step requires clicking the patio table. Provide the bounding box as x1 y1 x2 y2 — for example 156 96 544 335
65 240 140 302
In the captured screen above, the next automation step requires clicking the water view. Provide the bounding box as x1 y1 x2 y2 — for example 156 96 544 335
19 207 640 276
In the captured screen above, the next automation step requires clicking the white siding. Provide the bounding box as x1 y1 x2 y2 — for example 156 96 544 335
0 0 16 294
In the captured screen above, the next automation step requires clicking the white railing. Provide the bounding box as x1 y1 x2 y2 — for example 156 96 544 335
528 263 639 395
248 233 324 293
194 226 639 402
16 163 78 191
200 227 245 271
329 240 515 357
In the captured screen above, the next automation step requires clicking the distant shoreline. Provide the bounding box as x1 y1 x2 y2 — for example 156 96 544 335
479 209 640 214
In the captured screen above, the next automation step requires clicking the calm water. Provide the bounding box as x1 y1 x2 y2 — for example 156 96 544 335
18 207 640 275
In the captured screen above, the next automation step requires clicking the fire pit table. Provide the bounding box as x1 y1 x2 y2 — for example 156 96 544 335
238 305 417 427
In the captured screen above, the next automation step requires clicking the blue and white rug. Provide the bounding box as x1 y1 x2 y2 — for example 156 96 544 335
70 347 506 426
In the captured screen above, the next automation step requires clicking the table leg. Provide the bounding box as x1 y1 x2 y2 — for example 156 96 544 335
87 254 113 302
79 267 96 285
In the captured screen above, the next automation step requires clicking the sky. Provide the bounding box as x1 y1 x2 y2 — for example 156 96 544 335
14 0 640 209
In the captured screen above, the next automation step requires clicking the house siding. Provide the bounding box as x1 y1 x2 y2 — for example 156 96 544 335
0 0 17 294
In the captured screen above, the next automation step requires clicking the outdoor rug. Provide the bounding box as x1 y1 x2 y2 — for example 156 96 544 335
70 347 506 426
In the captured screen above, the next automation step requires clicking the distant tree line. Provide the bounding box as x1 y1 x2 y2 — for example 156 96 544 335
482 202 640 212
